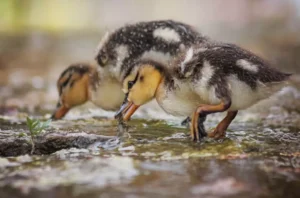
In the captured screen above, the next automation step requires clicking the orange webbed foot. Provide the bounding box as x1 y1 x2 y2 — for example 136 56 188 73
208 111 238 139
208 127 226 139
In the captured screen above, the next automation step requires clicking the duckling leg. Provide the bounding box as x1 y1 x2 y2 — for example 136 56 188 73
208 111 238 139
190 112 207 141
192 100 231 142
190 113 197 141
197 114 207 140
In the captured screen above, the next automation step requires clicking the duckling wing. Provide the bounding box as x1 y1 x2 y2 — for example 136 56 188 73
178 43 290 87
182 43 291 109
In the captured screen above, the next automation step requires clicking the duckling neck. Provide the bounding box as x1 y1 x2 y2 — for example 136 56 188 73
87 67 100 96
154 74 175 98
154 75 165 97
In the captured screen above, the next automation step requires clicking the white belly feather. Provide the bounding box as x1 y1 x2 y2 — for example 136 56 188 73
156 79 204 117
193 74 287 111
156 74 287 116
90 80 125 111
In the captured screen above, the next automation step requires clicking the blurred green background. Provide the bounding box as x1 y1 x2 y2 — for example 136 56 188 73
0 0 300 113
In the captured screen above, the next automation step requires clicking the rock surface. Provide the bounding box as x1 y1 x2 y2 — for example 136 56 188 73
0 128 113 157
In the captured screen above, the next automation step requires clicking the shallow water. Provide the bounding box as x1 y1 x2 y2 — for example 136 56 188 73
0 78 300 198
0 115 300 198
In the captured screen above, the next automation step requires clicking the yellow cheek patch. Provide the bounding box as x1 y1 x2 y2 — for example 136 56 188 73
126 65 163 106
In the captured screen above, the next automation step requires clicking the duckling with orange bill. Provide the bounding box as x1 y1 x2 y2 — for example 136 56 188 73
52 63 125 119
115 43 291 141
95 20 208 124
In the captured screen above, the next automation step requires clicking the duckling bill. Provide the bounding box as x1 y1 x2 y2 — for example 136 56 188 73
52 63 125 119
116 43 291 141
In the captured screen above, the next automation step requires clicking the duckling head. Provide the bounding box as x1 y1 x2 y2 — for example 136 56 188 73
115 61 164 121
51 63 93 119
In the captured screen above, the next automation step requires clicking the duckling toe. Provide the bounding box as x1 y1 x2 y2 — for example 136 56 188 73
207 128 226 139
208 111 238 139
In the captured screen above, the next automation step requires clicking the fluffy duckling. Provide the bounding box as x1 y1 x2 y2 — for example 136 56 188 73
51 63 125 119
95 20 207 81
115 43 291 141
95 20 207 124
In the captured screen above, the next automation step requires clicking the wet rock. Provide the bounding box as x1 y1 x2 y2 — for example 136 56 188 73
0 130 113 157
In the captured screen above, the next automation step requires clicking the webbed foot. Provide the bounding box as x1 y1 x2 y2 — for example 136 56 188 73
207 111 238 139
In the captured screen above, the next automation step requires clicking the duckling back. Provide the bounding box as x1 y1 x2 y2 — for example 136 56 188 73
177 43 291 110
95 20 207 81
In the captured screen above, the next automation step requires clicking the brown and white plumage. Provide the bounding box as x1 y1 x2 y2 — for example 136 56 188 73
51 63 125 119
95 20 207 81
116 43 291 141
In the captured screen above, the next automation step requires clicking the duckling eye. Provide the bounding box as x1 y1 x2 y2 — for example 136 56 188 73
128 81 134 89
62 80 69 88
99 53 108 66
61 75 71 88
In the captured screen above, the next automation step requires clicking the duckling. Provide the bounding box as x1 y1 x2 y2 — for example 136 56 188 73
95 20 207 124
51 63 125 119
95 20 207 81
115 43 291 141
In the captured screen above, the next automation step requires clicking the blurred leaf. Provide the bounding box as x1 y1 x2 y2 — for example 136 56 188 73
26 117 52 154
18 132 27 138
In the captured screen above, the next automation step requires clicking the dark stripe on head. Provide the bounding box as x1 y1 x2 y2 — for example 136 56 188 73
59 74 72 95
59 63 91 79
128 71 140 90
136 59 175 89
128 59 168 79
58 63 91 95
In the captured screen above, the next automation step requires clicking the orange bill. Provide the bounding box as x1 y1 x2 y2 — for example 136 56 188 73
115 101 140 121
51 104 70 119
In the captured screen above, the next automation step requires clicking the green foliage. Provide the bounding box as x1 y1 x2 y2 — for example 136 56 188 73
26 117 51 136
26 117 51 154
18 132 27 138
